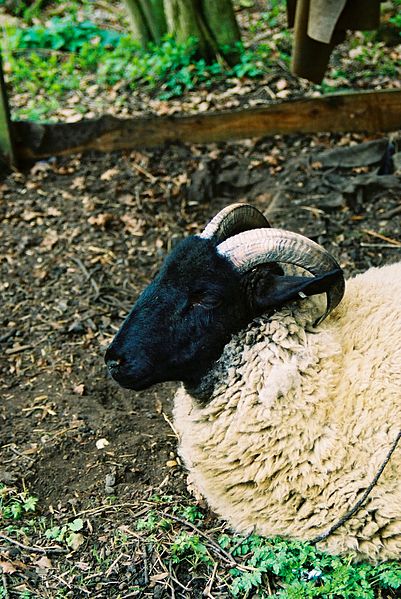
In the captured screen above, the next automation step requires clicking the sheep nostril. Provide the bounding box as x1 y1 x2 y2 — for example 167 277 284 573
106 358 122 374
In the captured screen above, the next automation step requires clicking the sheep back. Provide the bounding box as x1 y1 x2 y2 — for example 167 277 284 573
173 262 401 561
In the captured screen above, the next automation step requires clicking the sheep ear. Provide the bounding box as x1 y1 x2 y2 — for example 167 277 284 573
251 269 342 312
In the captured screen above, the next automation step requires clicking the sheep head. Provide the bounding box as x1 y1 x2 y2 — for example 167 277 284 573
105 204 344 393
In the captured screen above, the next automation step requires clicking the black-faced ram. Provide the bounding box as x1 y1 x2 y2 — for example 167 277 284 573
106 203 401 561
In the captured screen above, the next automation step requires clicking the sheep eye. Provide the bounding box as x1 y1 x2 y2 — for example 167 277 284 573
188 293 222 310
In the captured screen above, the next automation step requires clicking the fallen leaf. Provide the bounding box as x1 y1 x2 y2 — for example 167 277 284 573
67 532 85 551
100 168 119 181
22 210 41 222
0 560 17 574
276 78 288 91
88 213 114 228
71 176 86 190
40 230 59 251
120 215 145 236
34 556 53 570
47 207 62 217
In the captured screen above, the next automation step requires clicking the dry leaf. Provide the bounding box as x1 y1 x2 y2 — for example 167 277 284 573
88 213 114 228
34 556 53 570
47 207 62 217
40 230 59 252
276 78 288 91
73 384 85 396
120 215 145 236
71 176 86 190
0 560 17 574
276 89 290 99
100 168 119 181
68 532 85 551
22 210 41 222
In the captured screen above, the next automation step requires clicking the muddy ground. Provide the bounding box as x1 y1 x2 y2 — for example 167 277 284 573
1 132 401 596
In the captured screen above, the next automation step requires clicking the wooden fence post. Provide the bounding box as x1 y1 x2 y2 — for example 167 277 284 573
0 53 16 168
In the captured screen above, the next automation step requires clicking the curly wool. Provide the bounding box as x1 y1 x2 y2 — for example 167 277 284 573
173 262 401 561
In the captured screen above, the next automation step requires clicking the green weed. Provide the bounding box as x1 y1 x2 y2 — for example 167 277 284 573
45 517 85 549
3 18 274 120
0 483 38 520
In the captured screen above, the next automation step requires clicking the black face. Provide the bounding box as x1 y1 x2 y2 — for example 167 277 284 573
105 237 247 391
105 235 340 392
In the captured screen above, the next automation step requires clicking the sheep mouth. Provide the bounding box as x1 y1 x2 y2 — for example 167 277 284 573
110 371 155 392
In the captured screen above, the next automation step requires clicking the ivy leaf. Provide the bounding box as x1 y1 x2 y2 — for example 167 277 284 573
68 518 84 532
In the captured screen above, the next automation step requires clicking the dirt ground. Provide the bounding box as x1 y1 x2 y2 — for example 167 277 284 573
1 131 401 507
1 132 401 597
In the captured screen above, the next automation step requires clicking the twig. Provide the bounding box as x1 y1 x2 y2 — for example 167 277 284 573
203 561 218 598
168 561 176 599
312 430 401 544
168 560 191 593
380 205 401 219
0 534 66 554
361 229 401 246
9 445 36 463
105 552 125 578
160 511 236 566
71 257 100 297
360 243 401 249
5 344 33 356
74 503 148 519
0 568 10 599
162 412 180 440
142 543 149 585
131 162 157 183
0 328 17 344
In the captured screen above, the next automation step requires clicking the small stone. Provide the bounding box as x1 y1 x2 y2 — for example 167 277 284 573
105 473 116 487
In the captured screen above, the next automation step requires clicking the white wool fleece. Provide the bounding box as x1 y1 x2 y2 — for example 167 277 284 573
173 262 401 562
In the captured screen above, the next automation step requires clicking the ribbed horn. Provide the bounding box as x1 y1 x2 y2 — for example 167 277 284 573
199 203 271 244
217 228 345 325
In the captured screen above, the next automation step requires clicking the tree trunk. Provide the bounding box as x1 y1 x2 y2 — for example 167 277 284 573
122 0 152 47
201 0 241 65
123 0 242 63
138 0 167 44
0 55 16 168
163 0 217 61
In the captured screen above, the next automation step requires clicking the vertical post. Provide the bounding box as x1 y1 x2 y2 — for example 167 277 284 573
0 53 16 168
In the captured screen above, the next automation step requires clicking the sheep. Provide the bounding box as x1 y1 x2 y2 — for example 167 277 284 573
106 203 401 562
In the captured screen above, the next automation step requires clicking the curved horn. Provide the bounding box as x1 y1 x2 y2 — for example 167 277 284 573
199 203 271 244
217 228 345 325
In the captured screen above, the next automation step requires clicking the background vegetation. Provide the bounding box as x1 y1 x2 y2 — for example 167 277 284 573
1 0 400 121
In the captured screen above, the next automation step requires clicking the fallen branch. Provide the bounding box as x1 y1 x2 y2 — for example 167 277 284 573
13 90 401 161
0 533 66 555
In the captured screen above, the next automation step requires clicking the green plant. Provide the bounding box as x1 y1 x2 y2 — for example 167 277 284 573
13 17 121 52
45 517 84 549
171 531 212 567
0 484 38 520
216 534 401 598
136 510 172 532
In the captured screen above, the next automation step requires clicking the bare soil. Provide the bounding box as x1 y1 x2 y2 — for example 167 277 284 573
1 133 401 596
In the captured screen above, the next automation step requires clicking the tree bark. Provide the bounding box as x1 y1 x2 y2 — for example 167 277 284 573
138 0 167 43
0 55 16 168
122 0 152 47
201 0 242 65
124 0 242 62
163 0 217 61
